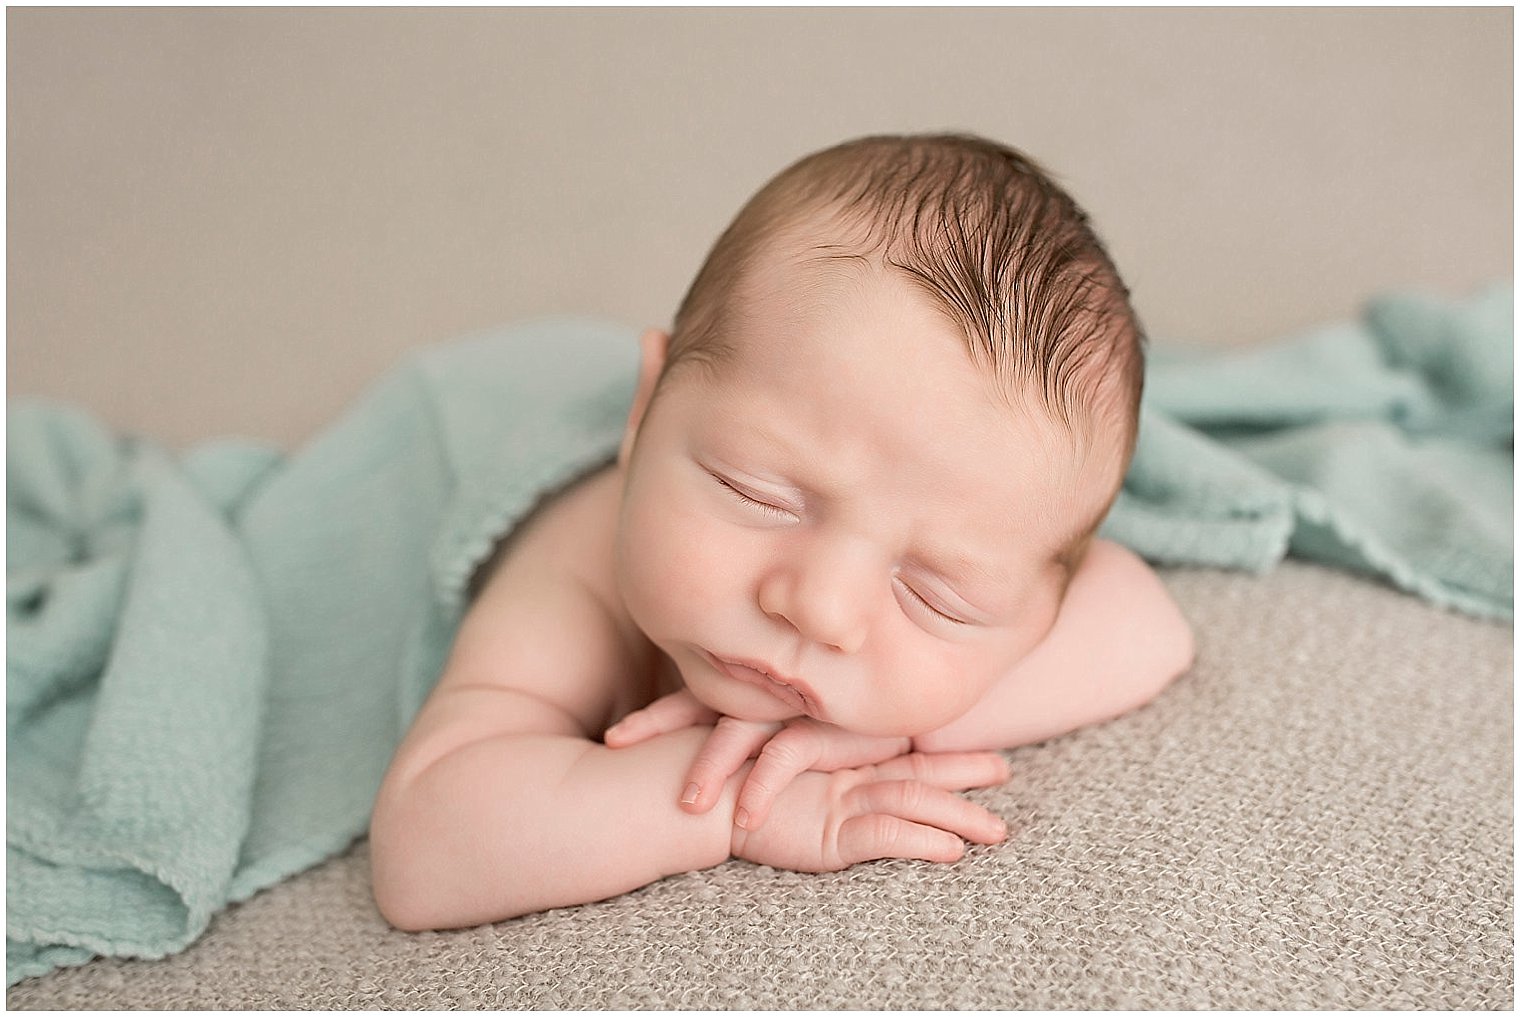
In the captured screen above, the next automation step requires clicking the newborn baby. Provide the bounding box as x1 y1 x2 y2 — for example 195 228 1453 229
369 133 1195 930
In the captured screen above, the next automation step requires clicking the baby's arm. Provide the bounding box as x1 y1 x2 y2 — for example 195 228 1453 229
368 555 743 929
372 687 1006 929
373 720 741 930
912 538 1194 753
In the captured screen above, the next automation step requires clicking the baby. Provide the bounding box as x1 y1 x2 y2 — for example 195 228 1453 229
369 133 1195 931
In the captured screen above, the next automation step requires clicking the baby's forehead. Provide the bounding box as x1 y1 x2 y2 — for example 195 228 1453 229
732 232 880 315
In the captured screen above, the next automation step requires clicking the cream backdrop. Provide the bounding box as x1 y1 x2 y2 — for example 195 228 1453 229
7 7 1513 450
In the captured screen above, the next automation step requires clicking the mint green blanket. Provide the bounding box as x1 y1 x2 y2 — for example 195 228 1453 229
1106 283 1512 620
7 286 1511 984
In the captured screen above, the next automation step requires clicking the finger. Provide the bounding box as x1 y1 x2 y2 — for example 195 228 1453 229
849 780 1008 845
604 691 717 748
869 751 1011 791
681 716 780 814
808 727 912 771
836 813 966 867
736 725 827 830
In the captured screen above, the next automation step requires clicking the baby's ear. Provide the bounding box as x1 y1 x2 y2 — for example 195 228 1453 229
619 328 670 468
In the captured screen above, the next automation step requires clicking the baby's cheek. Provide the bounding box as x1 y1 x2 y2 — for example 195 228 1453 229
656 510 730 588
618 504 731 631
902 645 1005 728
615 507 680 633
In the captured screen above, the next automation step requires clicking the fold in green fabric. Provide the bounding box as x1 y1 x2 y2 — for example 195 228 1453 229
1104 283 1512 620
8 320 639 985
6 286 1511 984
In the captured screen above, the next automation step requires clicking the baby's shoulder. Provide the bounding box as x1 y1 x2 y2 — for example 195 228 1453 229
464 459 613 599
445 461 656 735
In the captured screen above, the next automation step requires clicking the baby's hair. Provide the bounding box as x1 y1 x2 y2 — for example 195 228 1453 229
665 133 1146 468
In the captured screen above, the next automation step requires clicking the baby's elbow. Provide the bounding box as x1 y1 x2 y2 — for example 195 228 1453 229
370 844 452 933
368 793 443 932
1171 617 1197 679
1143 592 1196 705
369 850 416 933
372 875 431 933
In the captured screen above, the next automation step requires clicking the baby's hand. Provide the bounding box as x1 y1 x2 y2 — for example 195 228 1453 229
607 693 916 829
603 689 720 748
703 718 917 832
730 752 1010 872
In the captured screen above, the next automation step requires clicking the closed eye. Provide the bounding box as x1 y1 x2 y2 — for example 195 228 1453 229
711 473 796 521
895 577 970 626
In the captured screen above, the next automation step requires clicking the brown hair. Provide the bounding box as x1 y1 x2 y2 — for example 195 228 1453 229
665 133 1146 467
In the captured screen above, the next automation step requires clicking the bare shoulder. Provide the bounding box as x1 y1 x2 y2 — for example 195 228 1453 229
431 461 653 737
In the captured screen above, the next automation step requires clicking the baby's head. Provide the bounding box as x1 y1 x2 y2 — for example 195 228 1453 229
614 133 1145 737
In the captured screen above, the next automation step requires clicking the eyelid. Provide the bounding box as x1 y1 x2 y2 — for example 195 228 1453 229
710 472 798 520
894 576 971 626
903 558 998 621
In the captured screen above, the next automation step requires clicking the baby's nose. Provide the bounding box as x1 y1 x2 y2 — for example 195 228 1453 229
757 541 873 654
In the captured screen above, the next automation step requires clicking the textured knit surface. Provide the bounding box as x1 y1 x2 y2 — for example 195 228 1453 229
8 561 1512 1010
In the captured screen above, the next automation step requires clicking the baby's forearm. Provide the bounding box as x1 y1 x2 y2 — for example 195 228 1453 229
369 727 742 931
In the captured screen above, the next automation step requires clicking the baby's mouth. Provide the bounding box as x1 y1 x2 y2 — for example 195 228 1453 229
705 652 817 717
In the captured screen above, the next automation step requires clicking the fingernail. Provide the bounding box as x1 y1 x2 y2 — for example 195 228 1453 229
680 782 700 806
735 807 751 829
